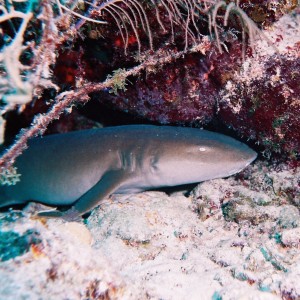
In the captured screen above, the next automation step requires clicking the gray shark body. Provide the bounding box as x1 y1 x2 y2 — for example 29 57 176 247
0 125 256 219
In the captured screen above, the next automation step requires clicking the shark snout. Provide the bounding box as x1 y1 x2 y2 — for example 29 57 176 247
241 145 257 164
227 145 257 176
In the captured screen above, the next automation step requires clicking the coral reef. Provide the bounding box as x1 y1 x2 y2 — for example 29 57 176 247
99 11 300 159
0 2 299 298
218 13 300 159
0 209 126 299
87 160 300 299
100 51 218 124
1 0 299 169
1 160 299 299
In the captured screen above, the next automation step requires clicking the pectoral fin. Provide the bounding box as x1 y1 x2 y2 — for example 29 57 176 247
36 210 63 218
36 170 128 221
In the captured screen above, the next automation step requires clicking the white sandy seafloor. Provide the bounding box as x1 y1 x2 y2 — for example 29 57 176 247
0 160 299 300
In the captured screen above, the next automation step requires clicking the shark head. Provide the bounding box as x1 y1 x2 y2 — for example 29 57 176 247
148 128 257 187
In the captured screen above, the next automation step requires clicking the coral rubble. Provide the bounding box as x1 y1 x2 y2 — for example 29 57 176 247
1 161 298 299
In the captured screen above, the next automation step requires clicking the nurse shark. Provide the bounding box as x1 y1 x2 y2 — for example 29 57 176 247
0 125 257 220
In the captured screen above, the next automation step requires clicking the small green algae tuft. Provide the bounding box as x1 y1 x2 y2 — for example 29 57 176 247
0 229 41 261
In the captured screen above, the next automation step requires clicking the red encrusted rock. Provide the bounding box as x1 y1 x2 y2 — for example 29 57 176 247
90 5 300 158
217 13 300 159
53 48 107 87
237 0 297 27
102 53 218 124
219 57 300 158
8 2 298 159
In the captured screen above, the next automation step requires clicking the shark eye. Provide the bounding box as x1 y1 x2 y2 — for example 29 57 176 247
199 147 206 152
